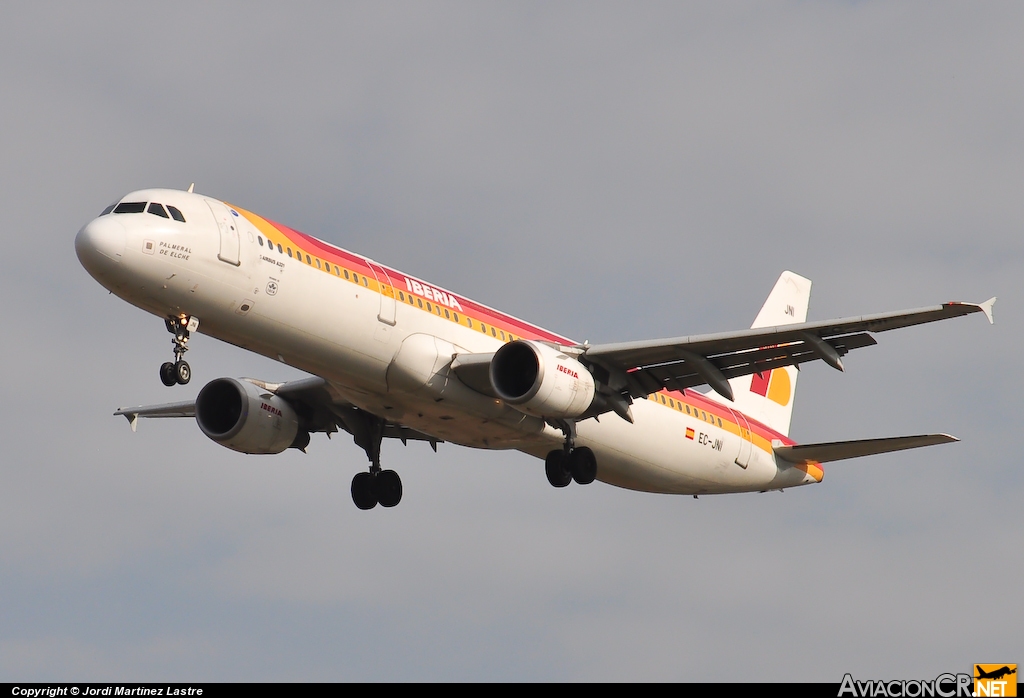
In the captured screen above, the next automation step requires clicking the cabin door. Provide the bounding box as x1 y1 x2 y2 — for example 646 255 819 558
729 408 754 469
366 260 397 326
206 200 240 266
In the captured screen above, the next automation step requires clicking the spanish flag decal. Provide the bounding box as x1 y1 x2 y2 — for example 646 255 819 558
685 427 695 440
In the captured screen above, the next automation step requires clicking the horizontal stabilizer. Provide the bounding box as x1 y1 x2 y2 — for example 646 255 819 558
773 434 958 465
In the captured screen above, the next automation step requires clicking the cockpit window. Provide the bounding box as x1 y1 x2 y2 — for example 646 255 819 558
100 203 117 216
147 202 169 218
167 205 186 222
114 201 146 214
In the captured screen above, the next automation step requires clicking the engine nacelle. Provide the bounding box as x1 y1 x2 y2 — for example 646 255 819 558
195 378 302 454
490 340 596 419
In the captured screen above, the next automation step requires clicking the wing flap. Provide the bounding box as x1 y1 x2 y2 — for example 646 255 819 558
773 434 958 465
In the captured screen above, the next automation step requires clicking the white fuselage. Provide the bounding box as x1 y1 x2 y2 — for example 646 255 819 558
76 188 819 495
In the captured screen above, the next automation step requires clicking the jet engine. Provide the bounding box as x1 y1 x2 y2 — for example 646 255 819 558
195 377 303 454
490 340 596 419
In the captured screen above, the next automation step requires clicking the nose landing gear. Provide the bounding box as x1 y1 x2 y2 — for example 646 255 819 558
160 316 198 386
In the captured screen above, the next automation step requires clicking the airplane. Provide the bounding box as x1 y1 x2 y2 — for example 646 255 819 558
975 666 1016 681
75 187 996 510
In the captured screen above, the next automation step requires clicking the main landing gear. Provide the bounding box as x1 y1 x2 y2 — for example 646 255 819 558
545 419 597 488
344 410 403 510
545 447 597 487
159 316 196 386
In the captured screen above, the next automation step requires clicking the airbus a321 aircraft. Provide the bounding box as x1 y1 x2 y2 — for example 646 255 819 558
75 187 995 510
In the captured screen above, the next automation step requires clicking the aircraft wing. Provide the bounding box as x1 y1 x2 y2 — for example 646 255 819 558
773 434 958 465
114 376 441 447
115 401 195 431
581 298 995 401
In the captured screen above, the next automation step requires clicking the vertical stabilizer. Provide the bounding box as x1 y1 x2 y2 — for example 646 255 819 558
724 271 811 437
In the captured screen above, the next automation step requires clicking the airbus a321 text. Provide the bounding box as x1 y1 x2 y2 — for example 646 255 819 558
75 187 995 510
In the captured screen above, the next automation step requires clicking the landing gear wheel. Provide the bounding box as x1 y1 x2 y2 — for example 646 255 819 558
375 469 403 508
545 450 573 488
351 472 378 510
161 316 197 387
159 362 177 387
569 447 597 485
174 360 191 385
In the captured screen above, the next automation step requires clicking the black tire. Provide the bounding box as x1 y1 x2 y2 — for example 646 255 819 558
351 472 378 510
159 362 177 386
545 450 573 488
375 469 403 508
569 447 597 485
174 360 191 385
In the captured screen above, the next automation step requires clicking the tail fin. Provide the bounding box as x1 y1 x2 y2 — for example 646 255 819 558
724 271 811 437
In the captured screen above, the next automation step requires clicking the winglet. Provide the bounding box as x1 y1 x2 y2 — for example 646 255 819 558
979 297 996 324
117 410 139 432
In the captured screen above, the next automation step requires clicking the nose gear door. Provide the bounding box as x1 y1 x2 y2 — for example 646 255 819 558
206 200 241 266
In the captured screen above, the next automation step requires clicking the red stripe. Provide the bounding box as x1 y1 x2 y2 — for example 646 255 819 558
249 212 570 344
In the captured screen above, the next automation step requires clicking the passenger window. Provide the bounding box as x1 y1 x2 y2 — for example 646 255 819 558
717 418 722 427
316 259 321 269
277 244 283 253
417 298 423 308
334 266 340 275
426 302 432 312
257 236 264 246
453 313 459 323
399 292 405 301
147 202 169 218
491 327 497 337
114 201 146 214
344 270 350 280
167 205 186 222
444 309 450 319
305 254 311 264
362 277 368 287
500 330 505 340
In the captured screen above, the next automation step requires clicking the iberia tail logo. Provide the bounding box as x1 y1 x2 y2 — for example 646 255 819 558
750 368 792 406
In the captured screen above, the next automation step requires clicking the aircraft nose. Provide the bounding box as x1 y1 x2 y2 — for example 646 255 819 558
75 216 127 271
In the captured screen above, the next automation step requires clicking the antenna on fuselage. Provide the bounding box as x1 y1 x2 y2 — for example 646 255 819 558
187 183 195 193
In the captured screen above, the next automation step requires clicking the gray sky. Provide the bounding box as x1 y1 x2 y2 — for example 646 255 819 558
1 1 1020 681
